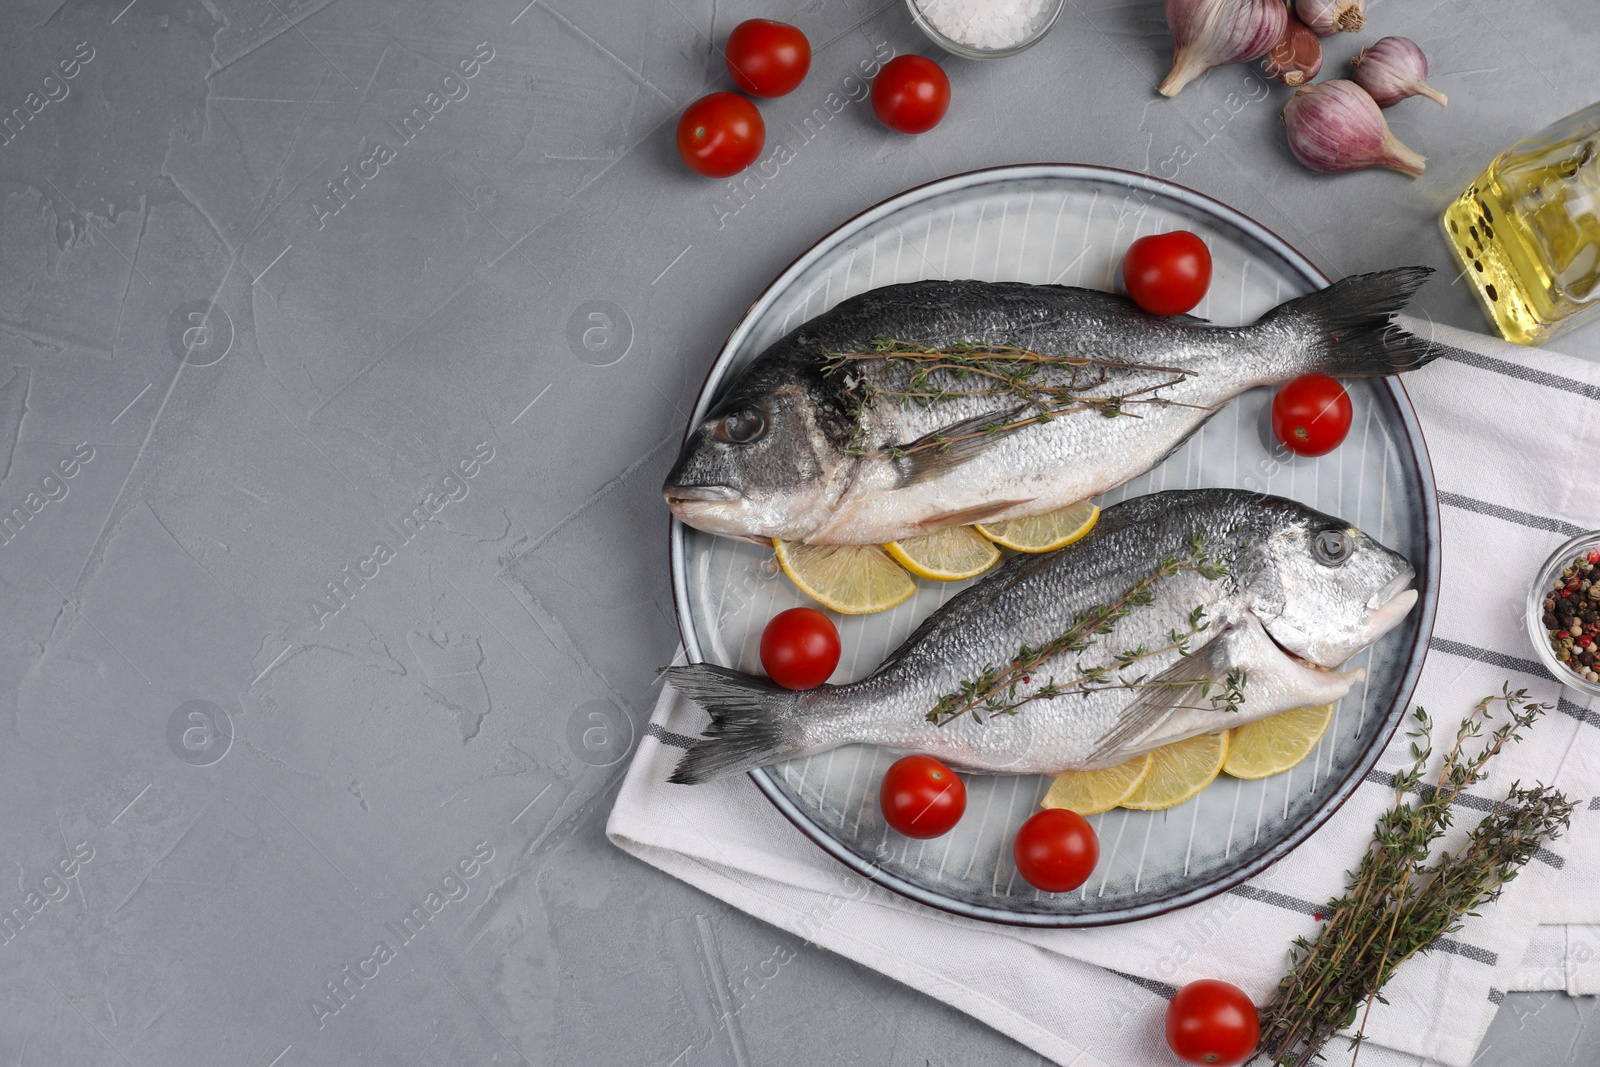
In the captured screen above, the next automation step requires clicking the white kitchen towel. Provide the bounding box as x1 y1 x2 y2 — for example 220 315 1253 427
609 316 1600 1067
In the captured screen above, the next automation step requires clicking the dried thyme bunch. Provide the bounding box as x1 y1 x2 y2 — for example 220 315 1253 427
1255 685 1576 1066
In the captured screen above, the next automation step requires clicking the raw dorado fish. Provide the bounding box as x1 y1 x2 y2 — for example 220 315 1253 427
663 269 1436 545
666 489 1417 783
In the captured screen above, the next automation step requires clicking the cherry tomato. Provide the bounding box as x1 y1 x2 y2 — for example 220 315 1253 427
1165 979 1260 1066
880 755 966 838
1121 231 1213 316
871 55 951 134
1012 808 1098 892
677 92 765 178
725 19 811 98
1271 373 1353 456
759 607 840 689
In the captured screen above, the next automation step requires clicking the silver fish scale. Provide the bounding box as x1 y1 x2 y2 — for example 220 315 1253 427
832 282 1268 445
794 491 1276 773
804 283 1319 543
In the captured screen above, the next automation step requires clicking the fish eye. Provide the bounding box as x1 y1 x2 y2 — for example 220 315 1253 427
1313 529 1353 566
716 407 766 445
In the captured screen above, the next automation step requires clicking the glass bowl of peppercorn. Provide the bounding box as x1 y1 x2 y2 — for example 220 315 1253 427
1528 533 1600 696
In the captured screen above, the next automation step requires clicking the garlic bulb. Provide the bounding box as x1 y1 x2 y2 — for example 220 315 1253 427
1282 80 1426 178
1261 8 1323 87
1351 37 1448 108
1295 0 1366 37
1160 0 1288 98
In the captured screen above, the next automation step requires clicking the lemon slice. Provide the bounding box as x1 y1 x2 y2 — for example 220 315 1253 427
883 525 1002 581
772 539 916 615
974 501 1100 553
1224 703 1335 780
1120 731 1229 810
1042 752 1154 815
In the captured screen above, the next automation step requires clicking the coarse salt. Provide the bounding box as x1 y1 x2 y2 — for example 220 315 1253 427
918 0 1053 51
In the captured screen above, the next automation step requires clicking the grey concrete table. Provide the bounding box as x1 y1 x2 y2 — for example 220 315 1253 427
0 0 1595 1064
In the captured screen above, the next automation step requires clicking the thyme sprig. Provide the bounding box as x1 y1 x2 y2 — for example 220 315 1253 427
925 533 1236 727
822 340 1206 458
1255 685 1576 1067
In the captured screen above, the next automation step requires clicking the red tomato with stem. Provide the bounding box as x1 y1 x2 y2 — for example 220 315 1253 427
759 608 840 689
1165 979 1260 1066
676 92 765 178
725 19 811 97
880 755 966 838
1121 231 1213 315
1012 808 1098 892
871 55 951 134
1271 373 1353 456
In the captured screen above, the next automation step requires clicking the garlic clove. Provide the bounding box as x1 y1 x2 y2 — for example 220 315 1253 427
1261 8 1323 87
1160 0 1288 98
1351 37 1448 109
1282 80 1426 178
1294 0 1366 37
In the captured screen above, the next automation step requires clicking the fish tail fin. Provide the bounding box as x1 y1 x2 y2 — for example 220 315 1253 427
1264 266 1439 377
664 664 808 784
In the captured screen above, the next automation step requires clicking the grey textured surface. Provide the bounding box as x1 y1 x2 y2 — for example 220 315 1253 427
0 1 1595 1065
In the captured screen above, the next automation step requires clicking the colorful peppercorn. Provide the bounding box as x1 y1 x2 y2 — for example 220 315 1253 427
1548 548 1600 686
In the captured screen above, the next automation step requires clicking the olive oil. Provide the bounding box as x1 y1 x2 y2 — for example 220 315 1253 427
1443 102 1600 346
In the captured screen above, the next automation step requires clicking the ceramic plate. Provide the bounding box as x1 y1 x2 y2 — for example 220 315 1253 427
668 164 1439 926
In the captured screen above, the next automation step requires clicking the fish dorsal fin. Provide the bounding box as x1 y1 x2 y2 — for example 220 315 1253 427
1084 625 1238 764
893 407 1030 487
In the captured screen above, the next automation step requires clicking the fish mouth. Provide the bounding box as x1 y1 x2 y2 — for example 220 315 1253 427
1367 567 1416 612
1364 586 1419 642
664 485 769 545
664 484 742 506
1259 575 1418 673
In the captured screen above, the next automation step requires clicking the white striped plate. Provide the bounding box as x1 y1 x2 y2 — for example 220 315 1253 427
668 165 1439 926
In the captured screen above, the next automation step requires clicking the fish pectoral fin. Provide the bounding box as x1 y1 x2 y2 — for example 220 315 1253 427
893 407 1031 487
912 499 1036 530
1085 629 1237 763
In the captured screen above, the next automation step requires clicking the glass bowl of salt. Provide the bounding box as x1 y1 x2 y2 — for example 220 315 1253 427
907 0 1066 59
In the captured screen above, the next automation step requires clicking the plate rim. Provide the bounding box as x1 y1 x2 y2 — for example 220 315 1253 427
666 162 1441 927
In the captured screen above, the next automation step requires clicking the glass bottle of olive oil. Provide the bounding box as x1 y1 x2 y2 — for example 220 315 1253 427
1443 102 1600 346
